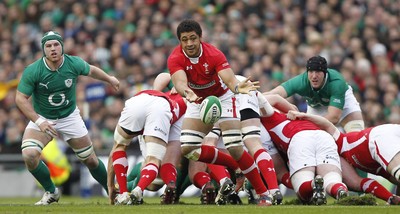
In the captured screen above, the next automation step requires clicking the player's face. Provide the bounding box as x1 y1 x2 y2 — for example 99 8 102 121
44 40 63 62
307 70 325 89
179 31 201 58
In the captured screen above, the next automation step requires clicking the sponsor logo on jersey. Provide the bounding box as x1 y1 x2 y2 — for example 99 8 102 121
65 79 72 88
186 65 193 70
188 80 216 89
39 82 50 89
222 62 229 67
154 126 167 136
332 98 341 103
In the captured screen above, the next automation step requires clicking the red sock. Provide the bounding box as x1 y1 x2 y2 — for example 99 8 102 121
361 178 393 201
254 149 279 190
192 171 211 189
237 151 268 194
329 183 348 198
198 145 238 170
159 163 177 184
137 163 159 191
297 180 313 202
112 151 128 193
281 172 293 189
207 164 229 182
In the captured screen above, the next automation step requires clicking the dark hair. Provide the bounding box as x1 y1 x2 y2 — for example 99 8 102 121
306 55 327 73
176 19 202 39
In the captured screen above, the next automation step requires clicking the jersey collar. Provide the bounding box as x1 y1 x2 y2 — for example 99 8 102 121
182 43 203 64
43 55 65 71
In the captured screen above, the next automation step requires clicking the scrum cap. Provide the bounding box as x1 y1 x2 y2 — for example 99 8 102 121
41 31 64 55
306 55 327 73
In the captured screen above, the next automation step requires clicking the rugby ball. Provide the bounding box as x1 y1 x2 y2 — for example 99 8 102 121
199 96 222 125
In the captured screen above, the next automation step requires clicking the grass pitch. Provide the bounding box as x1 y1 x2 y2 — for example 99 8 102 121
0 196 398 214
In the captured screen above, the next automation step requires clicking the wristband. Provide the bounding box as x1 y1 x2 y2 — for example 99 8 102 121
234 83 239 94
35 118 46 127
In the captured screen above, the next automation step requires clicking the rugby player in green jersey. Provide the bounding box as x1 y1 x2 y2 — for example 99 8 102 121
265 55 364 133
15 31 120 205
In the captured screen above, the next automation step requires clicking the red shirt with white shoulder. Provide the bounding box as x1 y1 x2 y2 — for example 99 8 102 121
260 111 320 153
168 42 230 102
336 128 381 173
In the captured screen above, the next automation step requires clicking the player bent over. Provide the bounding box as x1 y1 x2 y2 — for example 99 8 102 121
107 90 186 205
259 94 349 205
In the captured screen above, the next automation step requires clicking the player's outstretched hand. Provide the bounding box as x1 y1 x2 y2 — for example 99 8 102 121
237 76 260 94
109 76 120 91
184 89 202 103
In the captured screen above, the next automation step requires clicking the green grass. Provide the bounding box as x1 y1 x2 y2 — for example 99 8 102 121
0 196 398 214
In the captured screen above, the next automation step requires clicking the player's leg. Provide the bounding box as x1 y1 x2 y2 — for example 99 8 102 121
188 160 216 204
341 157 397 204
160 140 181 204
219 119 271 206
241 116 282 204
314 130 348 201
21 125 58 205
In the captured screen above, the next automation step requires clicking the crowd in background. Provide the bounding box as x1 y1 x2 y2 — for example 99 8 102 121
0 0 399 154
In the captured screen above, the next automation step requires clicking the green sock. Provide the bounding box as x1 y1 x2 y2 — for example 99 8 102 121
89 159 108 193
30 160 56 193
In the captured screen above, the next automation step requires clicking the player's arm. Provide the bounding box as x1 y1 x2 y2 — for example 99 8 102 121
264 94 298 113
263 85 288 97
287 110 340 140
325 106 342 125
15 91 57 137
170 69 200 102
88 65 120 92
218 68 259 94
153 73 172 92
15 91 39 124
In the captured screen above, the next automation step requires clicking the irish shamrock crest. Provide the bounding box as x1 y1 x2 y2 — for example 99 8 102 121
65 79 72 88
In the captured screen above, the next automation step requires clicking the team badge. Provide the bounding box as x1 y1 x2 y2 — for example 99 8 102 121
65 79 72 88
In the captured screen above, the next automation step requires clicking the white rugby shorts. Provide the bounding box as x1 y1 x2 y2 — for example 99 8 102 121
368 124 400 170
287 130 341 176
118 93 172 143
27 107 88 141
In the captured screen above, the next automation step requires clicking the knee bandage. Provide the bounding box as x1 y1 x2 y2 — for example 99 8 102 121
180 129 205 147
391 165 400 182
343 120 365 133
222 129 243 149
73 144 94 161
291 170 314 193
21 139 44 152
114 128 132 146
145 142 166 161
207 127 221 139
241 126 261 141
323 172 342 190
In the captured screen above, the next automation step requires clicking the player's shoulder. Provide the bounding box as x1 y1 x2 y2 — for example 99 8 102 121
202 42 223 56
327 68 345 81
24 58 44 73
168 46 183 60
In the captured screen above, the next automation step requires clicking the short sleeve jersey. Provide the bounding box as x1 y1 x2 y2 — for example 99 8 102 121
135 90 187 124
336 128 381 173
281 69 348 109
17 55 90 119
168 42 230 102
260 111 319 152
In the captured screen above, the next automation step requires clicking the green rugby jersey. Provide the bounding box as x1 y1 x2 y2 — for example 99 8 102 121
17 55 90 119
281 68 348 109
